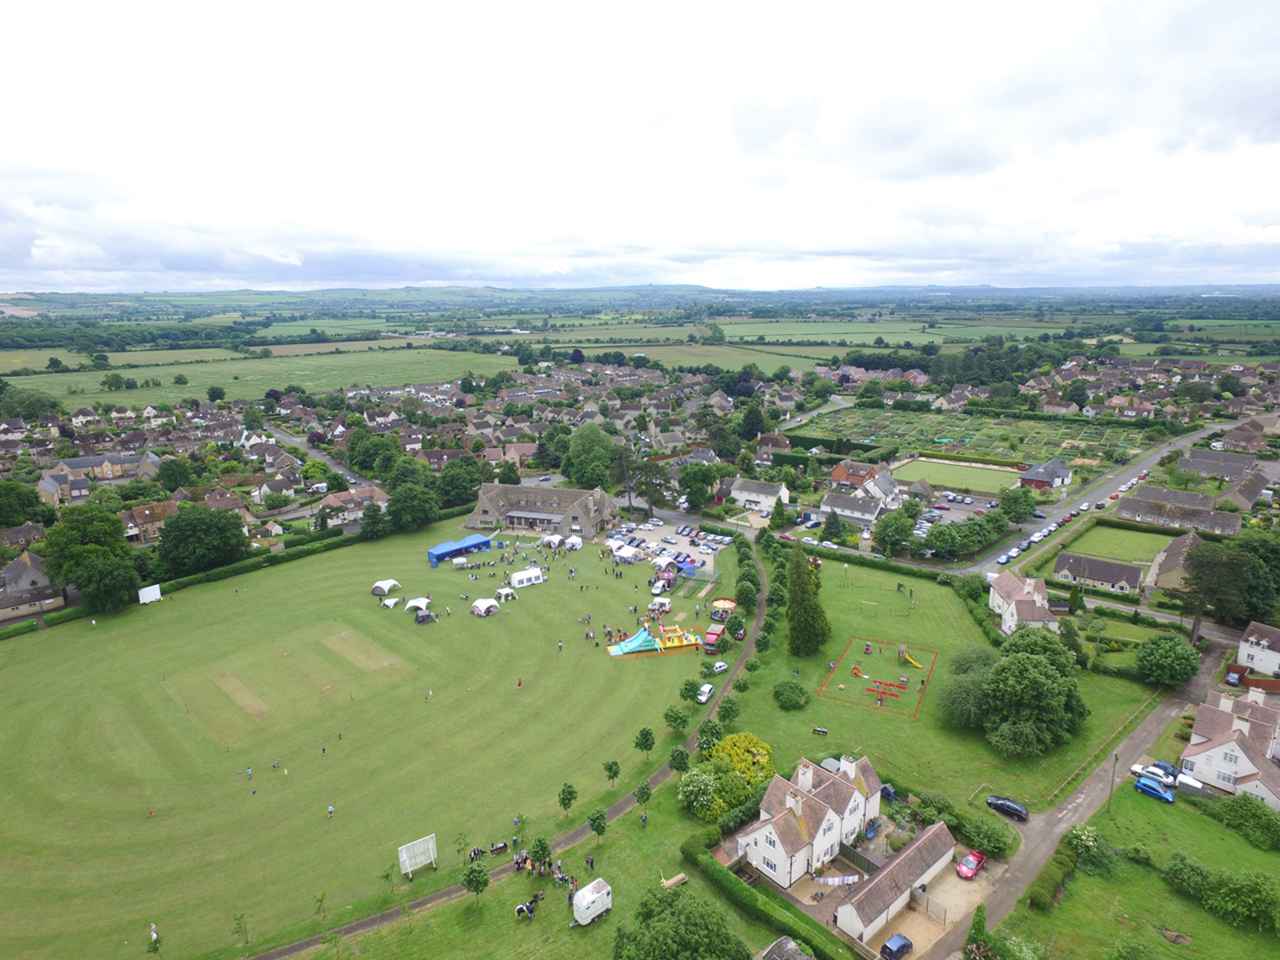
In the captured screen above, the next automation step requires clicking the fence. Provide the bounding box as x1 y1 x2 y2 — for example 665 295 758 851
909 887 949 926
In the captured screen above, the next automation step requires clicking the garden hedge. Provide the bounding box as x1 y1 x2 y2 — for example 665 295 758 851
1027 835 1078 911
42 607 89 627
680 841 855 960
0 619 39 642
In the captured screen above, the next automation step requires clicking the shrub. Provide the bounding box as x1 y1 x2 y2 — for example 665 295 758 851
1066 825 1115 875
888 832 912 852
732 677 749 693
772 680 810 711
745 657 762 672
1192 793 1280 851
1028 838 1078 912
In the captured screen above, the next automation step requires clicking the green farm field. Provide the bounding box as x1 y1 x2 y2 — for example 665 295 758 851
1066 526 1175 565
0 522 715 960
3 349 514 406
1000 787 1280 959
0 347 242 372
793 408 1155 465
611 343 829 371
734 563 1156 809
891 459 1021 493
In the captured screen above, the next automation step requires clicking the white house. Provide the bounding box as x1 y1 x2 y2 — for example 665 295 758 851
988 571 1057 635
835 822 956 944
819 492 883 529
729 478 790 513
737 755 882 890
1179 689 1280 811
1238 621 1280 677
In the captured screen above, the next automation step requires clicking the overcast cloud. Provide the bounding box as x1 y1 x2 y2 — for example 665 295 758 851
2 0 1278 292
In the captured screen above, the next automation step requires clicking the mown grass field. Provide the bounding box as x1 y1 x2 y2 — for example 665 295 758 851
0 521 715 960
999 787 1280 959
4 349 514 406
301 785 777 960
608 343 829 371
793 408 1155 464
733 563 1156 809
891 459 1021 493
1066 527 1175 565
0 347 243 372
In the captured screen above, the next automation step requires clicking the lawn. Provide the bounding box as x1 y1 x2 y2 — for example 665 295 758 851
999 787 1280 959
1066 527 1175 566
792 408 1157 466
733 563 1156 810
0 520 722 960
891 459 1021 494
3 349 515 406
299 784 779 960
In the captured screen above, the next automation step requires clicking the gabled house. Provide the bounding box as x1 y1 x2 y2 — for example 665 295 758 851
1151 532 1201 593
831 460 875 488
728 478 789 512
819 492 882 529
1180 689 1280 811
1238 621 1280 678
736 755 882 890
835 821 957 944
1053 553 1142 593
318 485 390 525
251 477 298 505
1 522 46 549
988 572 1057 634
1019 458 1072 490
465 483 615 537
119 500 180 545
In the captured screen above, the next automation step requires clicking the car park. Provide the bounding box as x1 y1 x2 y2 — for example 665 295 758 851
986 795 1029 822
955 849 987 880
1134 776 1175 803
696 683 714 704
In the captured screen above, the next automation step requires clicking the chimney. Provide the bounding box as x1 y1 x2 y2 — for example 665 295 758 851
795 762 814 793
1245 687 1265 706
1231 717 1251 737
1218 694 1234 712
785 791 802 815
838 755 858 780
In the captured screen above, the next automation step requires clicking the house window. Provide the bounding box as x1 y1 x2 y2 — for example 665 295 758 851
765 834 776 849
823 821 833 835
1217 771 1236 786
763 857 778 873
1246 653 1255 663
1224 752 1238 765
1182 760 1195 772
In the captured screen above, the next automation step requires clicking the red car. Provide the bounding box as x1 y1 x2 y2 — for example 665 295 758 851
1139 470 1149 480
956 849 987 880
1109 492 1120 500
779 533 796 542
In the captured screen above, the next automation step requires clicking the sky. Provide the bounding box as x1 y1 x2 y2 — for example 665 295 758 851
2 0 1279 292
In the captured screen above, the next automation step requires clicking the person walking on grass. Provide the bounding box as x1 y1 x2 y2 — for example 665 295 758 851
327 803 335 818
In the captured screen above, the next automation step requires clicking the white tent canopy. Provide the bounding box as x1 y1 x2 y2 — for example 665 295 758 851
471 598 499 617
541 534 564 548
510 566 544 588
405 597 430 612
496 587 517 602
381 597 400 609
565 535 583 550
614 544 639 561
605 538 625 553
371 579 401 596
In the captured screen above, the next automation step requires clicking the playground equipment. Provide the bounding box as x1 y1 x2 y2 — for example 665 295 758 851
866 677 907 701
658 625 700 651
850 664 867 679
608 623 703 657
710 598 737 623
608 626 660 656
898 643 924 670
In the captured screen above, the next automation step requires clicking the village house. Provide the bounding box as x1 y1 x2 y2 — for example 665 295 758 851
251 476 299 505
465 483 615 538
818 491 883 529
728 478 790 513
736 755 882 890
988 571 1057 634
834 822 957 944
119 500 181 545
1150 532 1201 593
0 549 63 620
1179 449 1256 483
831 459 876 488
1 522 46 549
1052 553 1142 593
1115 492 1242 537
1019 458 1073 490
318 485 390 525
1238 621 1280 678
1180 689 1280 811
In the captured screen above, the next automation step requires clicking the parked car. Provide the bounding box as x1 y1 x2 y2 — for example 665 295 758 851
963 497 974 505
696 683 714 704
955 849 987 880
1032 509 1047 519
1134 776 1175 803
805 520 822 529
539 475 552 482
712 660 729 674
997 554 1010 565
802 537 818 545
932 502 951 511
779 533 796 542
880 933 913 960
1130 764 1176 788
662 535 678 544
1095 502 1107 510
1018 539 1032 551
1008 547 1021 558
821 541 838 550
986 795 1029 822
1226 669 1243 686
1149 760 1178 779
1139 470 1149 480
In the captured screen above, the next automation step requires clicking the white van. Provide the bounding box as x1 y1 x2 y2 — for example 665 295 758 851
696 683 714 704
571 878 612 926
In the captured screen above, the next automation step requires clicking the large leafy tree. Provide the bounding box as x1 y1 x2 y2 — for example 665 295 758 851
387 483 440 532
158 505 249 577
981 640 1088 758
873 510 914 557
738 404 765 441
44 505 139 612
496 461 520 485
1187 541 1276 626
678 463 718 511
359 502 388 540
613 887 751 960
0 479 51 527
561 424 615 489
1137 634 1200 686
998 486 1036 523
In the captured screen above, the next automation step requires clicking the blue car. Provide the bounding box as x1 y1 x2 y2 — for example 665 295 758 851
1135 776 1175 804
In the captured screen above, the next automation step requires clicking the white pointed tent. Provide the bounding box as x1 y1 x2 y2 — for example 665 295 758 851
381 597 400 609
405 597 430 613
564 535 583 550
371 579 401 596
471 598 499 617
